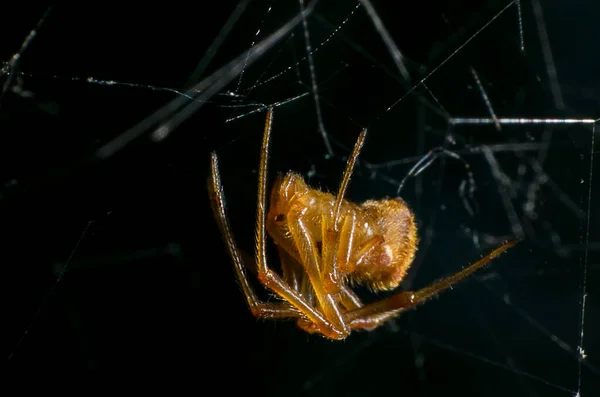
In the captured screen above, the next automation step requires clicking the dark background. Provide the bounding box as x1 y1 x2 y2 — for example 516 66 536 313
3 1 599 396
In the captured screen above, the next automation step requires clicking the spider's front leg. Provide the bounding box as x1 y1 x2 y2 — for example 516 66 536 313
209 153 300 320
212 108 347 339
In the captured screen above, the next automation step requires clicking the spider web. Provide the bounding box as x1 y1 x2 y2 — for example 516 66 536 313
2 1 598 396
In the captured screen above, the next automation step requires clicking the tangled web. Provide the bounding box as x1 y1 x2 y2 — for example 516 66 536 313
3 2 598 396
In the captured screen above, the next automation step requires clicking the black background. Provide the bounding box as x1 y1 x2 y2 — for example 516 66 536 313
3 2 599 396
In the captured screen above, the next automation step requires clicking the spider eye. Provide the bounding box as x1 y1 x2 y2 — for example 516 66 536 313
274 214 286 222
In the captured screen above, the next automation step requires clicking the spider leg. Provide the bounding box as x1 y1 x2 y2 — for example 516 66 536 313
277 246 303 293
319 211 371 311
282 251 318 308
254 108 347 339
343 239 519 326
273 249 319 327
321 212 356 294
348 311 402 330
287 209 349 337
354 235 385 267
209 153 299 319
332 129 367 225
339 285 363 310
294 287 362 334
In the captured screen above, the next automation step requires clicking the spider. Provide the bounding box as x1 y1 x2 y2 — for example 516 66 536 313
208 108 518 340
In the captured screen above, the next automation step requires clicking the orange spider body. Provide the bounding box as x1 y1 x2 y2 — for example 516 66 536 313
209 108 517 340
267 172 418 293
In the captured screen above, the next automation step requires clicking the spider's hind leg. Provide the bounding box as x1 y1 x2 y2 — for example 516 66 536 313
342 239 519 328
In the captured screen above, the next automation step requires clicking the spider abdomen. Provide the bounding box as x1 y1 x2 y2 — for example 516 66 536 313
351 198 418 291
